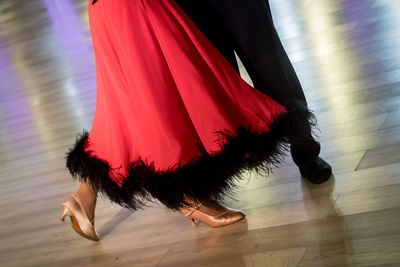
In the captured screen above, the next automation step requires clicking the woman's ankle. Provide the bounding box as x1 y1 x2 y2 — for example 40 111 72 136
75 181 98 222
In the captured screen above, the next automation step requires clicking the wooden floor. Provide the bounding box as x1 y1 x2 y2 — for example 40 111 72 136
1 0 400 266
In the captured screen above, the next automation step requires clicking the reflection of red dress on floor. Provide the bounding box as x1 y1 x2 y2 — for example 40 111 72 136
66 0 313 210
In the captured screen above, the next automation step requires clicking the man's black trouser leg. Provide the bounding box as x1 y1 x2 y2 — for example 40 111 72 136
174 0 331 182
206 0 308 107
173 0 239 72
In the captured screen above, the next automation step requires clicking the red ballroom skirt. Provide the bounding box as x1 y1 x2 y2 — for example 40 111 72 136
65 0 314 210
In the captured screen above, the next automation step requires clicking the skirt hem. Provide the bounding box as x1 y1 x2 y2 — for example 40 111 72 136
65 104 317 210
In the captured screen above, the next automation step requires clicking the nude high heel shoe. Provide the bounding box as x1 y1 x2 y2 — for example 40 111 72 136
60 194 99 241
180 203 245 228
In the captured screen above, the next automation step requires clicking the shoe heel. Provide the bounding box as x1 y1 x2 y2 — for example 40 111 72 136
190 218 196 227
60 206 70 222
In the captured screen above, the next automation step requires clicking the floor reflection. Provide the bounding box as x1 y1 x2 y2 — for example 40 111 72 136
300 177 356 266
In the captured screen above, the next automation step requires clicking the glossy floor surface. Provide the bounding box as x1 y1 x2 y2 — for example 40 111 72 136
1 0 400 266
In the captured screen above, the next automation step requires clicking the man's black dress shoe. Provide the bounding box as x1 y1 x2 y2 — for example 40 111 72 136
297 156 332 184
290 139 332 184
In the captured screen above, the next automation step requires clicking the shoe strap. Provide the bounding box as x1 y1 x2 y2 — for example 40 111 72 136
183 203 201 217
184 203 227 218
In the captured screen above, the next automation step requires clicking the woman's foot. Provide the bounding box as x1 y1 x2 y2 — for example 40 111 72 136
179 201 245 227
60 194 99 241
60 181 99 241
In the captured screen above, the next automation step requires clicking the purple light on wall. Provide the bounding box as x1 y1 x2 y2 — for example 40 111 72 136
41 0 96 101
0 35 33 136
342 0 400 78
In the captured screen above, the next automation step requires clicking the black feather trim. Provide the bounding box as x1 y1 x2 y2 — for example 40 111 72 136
65 104 317 210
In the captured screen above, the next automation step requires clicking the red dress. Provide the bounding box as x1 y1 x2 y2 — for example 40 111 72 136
66 0 313 210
